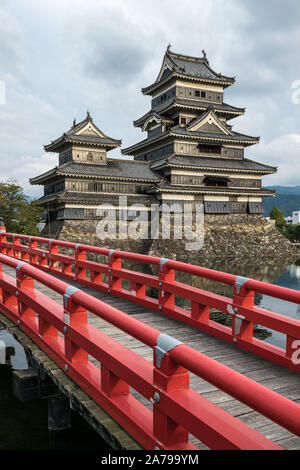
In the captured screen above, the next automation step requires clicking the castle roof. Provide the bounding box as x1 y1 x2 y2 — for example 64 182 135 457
30 159 160 185
133 99 245 128
150 155 277 174
171 126 259 144
142 47 235 95
147 180 275 197
122 125 259 156
44 112 122 152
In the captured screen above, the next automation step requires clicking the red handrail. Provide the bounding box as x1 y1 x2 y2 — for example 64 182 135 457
1 252 297 449
1 231 300 375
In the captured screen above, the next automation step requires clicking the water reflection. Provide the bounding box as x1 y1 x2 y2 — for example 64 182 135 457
258 260 300 349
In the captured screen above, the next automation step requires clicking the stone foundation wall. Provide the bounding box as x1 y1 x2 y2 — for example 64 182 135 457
149 214 300 263
41 214 299 264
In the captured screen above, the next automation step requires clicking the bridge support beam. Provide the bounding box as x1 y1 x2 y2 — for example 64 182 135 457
12 368 59 402
48 394 71 432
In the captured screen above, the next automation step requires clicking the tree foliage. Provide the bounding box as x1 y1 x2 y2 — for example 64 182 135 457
279 221 300 242
0 179 42 235
270 206 285 228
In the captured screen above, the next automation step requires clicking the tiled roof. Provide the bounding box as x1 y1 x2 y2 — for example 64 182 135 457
175 98 244 114
56 160 161 181
133 99 245 128
122 126 259 155
148 181 275 195
151 155 277 173
167 51 234 82
142 49 235 94
171 126 259 144
44 113 121 152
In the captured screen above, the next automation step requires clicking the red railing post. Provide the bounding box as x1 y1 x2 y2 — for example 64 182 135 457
6 235 14 257
109 251 122 293
49 240 58 271
131 280 146 299
101 366 129 397
16 262 35 322
232 277 254 341
191 301 210 323
29 237 38 265
75 245 86 281
63 288 88 365
13 235 21 259
153 334 189 448
159 259 175 311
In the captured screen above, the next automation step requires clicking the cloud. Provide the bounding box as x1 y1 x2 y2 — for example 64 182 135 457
255 134 300 186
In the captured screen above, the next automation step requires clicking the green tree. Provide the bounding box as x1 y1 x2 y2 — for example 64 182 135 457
0 178 42 235
295 224 300 241
280 224 296 241
270 206 285 228
0 179 27 232
16 200 43 236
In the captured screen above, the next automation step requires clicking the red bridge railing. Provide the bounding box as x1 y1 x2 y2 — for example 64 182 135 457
1 231 300 374
2 251 300 450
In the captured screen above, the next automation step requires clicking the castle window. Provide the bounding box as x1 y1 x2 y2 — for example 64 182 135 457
201 91 206 98
87 152 94 162
195 90 200 97
180 118 186 125
88 182 102 192
204 176 229 187
198 144 221 154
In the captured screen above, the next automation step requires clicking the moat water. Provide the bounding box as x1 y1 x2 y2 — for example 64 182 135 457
0 256 300 450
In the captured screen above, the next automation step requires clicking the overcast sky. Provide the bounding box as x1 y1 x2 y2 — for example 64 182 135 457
0 0 300 197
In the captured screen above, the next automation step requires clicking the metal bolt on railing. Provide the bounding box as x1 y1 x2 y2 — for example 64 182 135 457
154 392 160 404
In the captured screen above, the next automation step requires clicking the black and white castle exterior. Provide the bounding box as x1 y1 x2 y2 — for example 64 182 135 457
30 47 298 261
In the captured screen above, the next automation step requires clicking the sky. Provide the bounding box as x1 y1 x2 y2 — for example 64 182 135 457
0 0 300 198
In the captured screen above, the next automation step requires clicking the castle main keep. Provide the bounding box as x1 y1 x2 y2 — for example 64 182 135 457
30 47 298 261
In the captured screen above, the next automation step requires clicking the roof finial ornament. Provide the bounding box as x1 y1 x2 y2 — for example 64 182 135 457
202 49 207 59
73 118 76 127
87 109 91 119
167 43 172 53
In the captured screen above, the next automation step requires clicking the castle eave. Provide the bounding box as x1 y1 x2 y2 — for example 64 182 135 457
170 129 259 146
30 168 58 185
150 155 277 174
148 185 275 197
142 72 234 96
133 100 245 128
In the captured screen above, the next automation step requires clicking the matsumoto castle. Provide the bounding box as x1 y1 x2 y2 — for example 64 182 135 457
30 46 296 260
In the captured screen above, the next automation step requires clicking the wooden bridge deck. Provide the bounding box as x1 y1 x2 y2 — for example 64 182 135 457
2 264 300 450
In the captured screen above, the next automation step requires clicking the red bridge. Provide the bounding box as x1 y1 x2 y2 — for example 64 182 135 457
1 223 300 450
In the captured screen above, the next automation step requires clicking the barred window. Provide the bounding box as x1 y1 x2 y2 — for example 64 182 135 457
88 182 102 192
